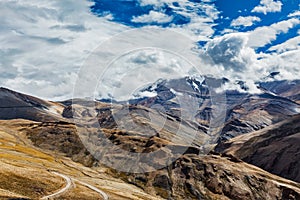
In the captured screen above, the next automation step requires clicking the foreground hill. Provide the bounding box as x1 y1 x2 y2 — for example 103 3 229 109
1 119 300 199
0 119 163 200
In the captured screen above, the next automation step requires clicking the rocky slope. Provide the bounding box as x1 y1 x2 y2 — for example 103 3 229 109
215 114 300 183
218 92 299 142
259 80 300 103
115 154 300 200
0 87 64 122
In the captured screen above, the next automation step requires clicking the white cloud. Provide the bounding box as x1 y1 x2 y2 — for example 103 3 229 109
206 33 253 72
220 28 237 34
204 33 262 85
71 27 205 100
0 0 219 100
247 18 300 48
269 36 300 53
288 11 300 17
94 49 198 101
102 12 114 20
132 11 173 23
258 49 300 80
202 32 300 93
231 16 261 27
0 0 127 100
201 17 300 92
252 0 283 14
138 0 220 41
169 2 219 41
139 0 177 8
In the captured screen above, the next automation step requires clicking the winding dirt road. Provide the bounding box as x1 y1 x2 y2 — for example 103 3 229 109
41 172 109 200
73 178 109 200
41 172 73 200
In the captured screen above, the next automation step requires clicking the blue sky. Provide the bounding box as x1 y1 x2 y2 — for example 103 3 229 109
91 0 299 50
0 0 299 99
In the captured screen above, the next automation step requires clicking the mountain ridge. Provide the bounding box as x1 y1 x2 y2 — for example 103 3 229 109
0 77 299 199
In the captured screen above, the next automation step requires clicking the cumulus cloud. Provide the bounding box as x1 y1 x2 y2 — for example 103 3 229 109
95 49 198 101
203 33 263 88
252 0 283 14
201 17 300 92
0 0 126 100
231 16 261 27
206 33 255 72
258 49 300 81
132 11 173 23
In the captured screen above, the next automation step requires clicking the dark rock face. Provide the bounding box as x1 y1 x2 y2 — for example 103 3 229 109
152 174 172 198
114 154 300 200
18 121 95 167
62 105 73 118
215 114 300 183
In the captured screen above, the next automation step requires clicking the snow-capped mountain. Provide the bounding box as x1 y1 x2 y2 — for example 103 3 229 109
97 75 300 143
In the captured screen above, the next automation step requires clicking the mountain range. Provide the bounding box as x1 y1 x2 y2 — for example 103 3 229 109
0 76 300 199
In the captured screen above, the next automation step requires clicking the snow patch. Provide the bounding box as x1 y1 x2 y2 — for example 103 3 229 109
135 91 157 98
191 81 200 92
189 75 205 85
44 105 62 116
170 88 183 96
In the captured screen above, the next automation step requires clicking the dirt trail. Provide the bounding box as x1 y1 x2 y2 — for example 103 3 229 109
41 172 109 200
41 172 72 200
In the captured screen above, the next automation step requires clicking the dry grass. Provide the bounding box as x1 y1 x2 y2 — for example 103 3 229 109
0 171 63 198
53 182 103 200
0 188 30 199
0 119 163 200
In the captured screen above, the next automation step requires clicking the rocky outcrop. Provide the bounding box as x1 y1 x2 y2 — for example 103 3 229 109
17 121 96 167
114 154 300 200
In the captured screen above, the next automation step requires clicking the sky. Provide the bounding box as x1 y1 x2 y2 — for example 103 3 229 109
0 0 299 100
